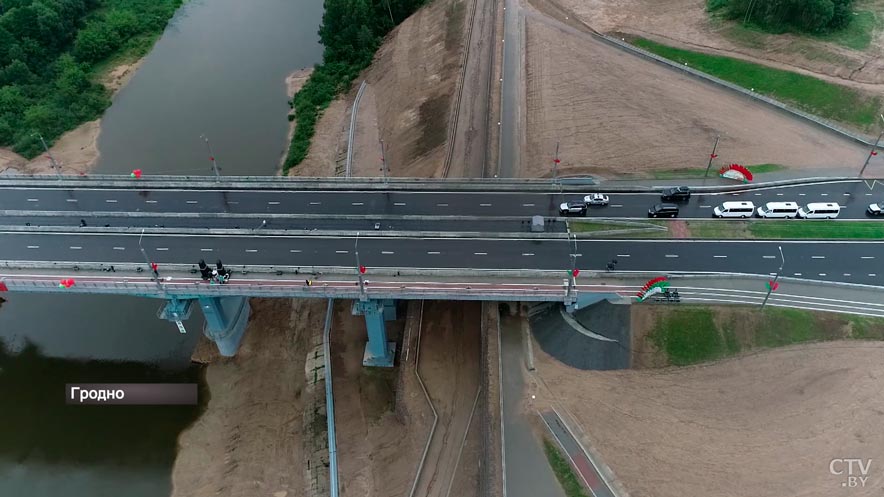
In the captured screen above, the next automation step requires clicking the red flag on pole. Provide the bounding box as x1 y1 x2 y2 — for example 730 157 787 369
151 263 158 272
553 159 561 164
359 265 366 274
710 154 718 159
572 269 580 277
872 151 879 156
131 169 142 178
0 280 8 292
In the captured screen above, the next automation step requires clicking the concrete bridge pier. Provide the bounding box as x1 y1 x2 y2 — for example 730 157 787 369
352 299 397 367
198 296 252 356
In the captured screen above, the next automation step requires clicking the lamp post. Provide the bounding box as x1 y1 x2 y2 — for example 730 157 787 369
139 229 163 290
760 245 784 311
859 114 884 177
565 222 578 302
704 134 720 178
355 231 366 299
379 138 388 185
201 134 222 181
34 133 61 178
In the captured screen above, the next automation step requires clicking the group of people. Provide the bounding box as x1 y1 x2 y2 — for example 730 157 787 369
198 259 230 284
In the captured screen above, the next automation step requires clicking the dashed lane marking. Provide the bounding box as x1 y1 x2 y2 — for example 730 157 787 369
665 254 678 258
27 198 38 202
156 248 169 251
699 205 711 208
522 203 535 207
437 203 449 207
290 249 301 253
335 250 348 254
381 251 395 254
309 202 321 205
474 252 488 255
70 246 82 250
870 273 877 277
763 255 776 258
113 247 125 251
200 248 212 252
352 202 364 206
522 253 535 256
268 201 280 205
26 245 39 249
861 256 875 259
145 200 157 203
428 251 441 254
794 273 802 276
616 254 630 257
713 255 727 258
66 199 77 202
812 256 825 259
819 273 827 276
479 203 492 207
394 202 407 206
105 199 118 203
186 200 197 204
246 249 258 253
610 204 623 208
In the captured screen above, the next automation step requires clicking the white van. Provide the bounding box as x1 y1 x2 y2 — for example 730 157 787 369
713 201 755 218
798 202 840 219
757 201 799 218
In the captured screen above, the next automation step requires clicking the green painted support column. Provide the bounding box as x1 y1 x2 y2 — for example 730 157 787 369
352 299 397 367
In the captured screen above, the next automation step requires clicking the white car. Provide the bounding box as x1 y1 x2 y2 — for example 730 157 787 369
583 193 610 206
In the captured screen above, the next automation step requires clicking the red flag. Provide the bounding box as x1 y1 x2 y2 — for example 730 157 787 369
359 265 366 274
553 159 561 164
150 263 158 272
0 280 7 292
572 268 580 277
131 169 142 178
710 154 718 159
209 156 215 161
872 151 879 156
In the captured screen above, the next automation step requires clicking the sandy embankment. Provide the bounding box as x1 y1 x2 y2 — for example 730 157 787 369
0 59 144 176
277 67 315 174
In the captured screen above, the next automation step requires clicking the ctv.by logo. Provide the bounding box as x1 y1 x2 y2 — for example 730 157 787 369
829 458 872 488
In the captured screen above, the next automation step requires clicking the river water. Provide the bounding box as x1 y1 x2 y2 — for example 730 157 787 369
0 0 323 494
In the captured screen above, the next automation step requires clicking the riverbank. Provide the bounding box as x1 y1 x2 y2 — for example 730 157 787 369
0 58 147 176
277 67 315 175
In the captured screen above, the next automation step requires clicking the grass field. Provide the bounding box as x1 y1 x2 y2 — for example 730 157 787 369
680 220 884 239
630 37 883 131
648 306 884 366
816 10 881 50
543 439 590 497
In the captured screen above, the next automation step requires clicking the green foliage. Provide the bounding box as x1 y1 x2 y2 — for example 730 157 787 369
816 10 880 50
650 308 726 366
542 439 591 497
284 0 429 173
708 0 856 33
631 37 883 130
0 0 182 157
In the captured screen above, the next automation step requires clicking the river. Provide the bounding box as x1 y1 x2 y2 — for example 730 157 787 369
0 0 323 494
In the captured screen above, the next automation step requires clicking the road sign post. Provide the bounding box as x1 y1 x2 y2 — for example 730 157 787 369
760 245 784 311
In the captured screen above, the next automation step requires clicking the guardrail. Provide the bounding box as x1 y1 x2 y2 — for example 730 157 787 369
346 81 368 178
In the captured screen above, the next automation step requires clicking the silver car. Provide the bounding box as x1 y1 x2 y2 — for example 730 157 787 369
583 193 610 206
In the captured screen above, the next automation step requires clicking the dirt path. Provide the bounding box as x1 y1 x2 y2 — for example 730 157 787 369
521 11 872 178
533 340 884 497
350 84 384 178
412 300 482 497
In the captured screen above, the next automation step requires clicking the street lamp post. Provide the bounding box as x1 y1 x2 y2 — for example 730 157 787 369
355 231 366 299
760 245 784 310
565 222 577 302
379 138 388 185
201 134 222 181
34 133 61 178
139 229 163 291
858 114 884 177
704 134 720 178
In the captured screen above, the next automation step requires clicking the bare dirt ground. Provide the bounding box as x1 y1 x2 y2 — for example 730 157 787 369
521 12 873 178
547 0 884 88
330 299 425 497
171 298 323 497
350 84 384 178
533 339 884 497
412 300 482 497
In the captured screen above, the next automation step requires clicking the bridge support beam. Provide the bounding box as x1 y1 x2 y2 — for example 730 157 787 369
199 296 251 357
565 292 627 313
158 298 194 334
352 299 397 367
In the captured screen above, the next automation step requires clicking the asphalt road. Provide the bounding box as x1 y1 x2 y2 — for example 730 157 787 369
3 232 882 284
3 181 884 219
498 0 522 177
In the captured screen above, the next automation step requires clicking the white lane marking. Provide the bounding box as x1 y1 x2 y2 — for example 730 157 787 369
699 205 712 208
522 253 535 256
480 203 492 207
811 256 825 259
27 198 38 202
381 251 395 255
437 203 449 207
844 273 851 276
794 273 802 276
799 193 806 196
474 252 488 255
575 253 583 257
145 200 158 204
870 273 877 277
763 255 776 259
335 250 348 254
156 248 169 251
200 248 213 252
26 245 39 249
228 201 239 205
616 254 630 258
246 249 258 253
352 202 364 206
268 201 280 205
713 255 727 258
290 249 302 253
394 202 407 206
861 256 875 259
776 193 783 196
105 199 117 203
66 199 77 203
522 203 535 207
186 200 197 204
819 273 827 276
754 193 761 196
866 193 873 196
113 247 125 251
843 193 851 196
428 251 441 255
310 202 321 205
610 204 623 208
821 193 828 196
70 246 82 250
665 254 678 258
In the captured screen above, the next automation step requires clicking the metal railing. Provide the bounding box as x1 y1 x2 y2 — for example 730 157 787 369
323 298 339 497
346 81 368 178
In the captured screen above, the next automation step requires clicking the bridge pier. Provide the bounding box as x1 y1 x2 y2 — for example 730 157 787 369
198 296 252 357
352 299 397 367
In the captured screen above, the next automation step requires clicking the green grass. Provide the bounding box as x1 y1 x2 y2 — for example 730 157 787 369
748 221 884 239
685 220 750 239
542 439 591 497
630 37 884 131
746 163 787 174
816 10 881 50
648 307 884 366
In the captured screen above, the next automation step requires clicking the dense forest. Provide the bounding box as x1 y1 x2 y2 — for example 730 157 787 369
284 0 428 172
708 0 856 33
0 0 182 158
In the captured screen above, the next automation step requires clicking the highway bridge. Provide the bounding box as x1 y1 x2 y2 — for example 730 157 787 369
1 174 883 366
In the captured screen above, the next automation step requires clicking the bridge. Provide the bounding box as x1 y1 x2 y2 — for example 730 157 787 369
1 174 882 366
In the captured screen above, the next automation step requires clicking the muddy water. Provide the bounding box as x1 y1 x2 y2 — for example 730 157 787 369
0 0 323 495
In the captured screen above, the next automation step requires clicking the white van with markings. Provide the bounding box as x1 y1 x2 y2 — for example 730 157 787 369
798 202 840 219
757 201 799 219
713 201 755 218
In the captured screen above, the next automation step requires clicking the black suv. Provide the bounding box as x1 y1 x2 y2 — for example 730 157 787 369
661 186 691 202
648 203 679 218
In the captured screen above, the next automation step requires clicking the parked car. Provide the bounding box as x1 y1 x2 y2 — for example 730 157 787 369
661 186 691 202
583 193 610 206
713 201 755 218
867 202 884 216
648 203 679 218
756 201 799 219
797 202 840 219
559 201 587 216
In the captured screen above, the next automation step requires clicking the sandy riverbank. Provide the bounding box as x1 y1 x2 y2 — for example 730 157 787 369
0 59 145 176
277 67 315 174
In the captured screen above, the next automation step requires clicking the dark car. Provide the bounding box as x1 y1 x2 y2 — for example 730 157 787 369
661 186 691 202
648 203 679 218
559 201 587 216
